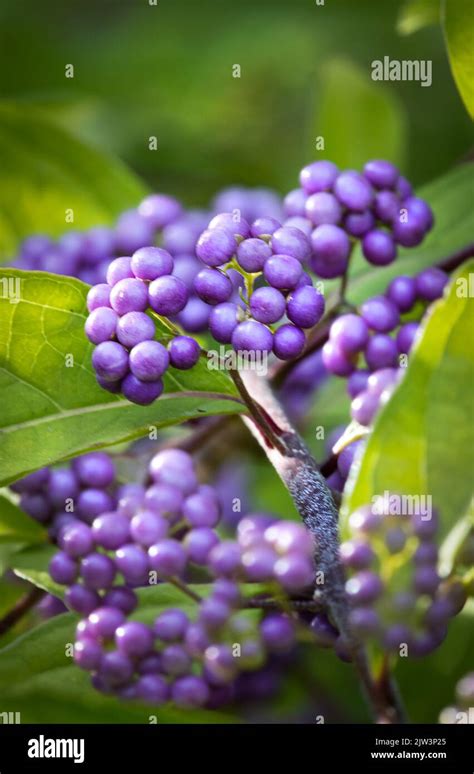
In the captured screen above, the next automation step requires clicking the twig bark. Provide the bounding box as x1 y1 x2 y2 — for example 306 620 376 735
0 586 45 637
235 369 406 723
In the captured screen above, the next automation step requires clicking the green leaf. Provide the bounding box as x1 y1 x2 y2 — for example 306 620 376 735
12 544 63 597
442 0 474 120
397 0 440 35
0 102 147 260
346 164 474 304
0 615 236 723
316 58 406 170
341 261 474 540
0 493 46 545
0 270 243 486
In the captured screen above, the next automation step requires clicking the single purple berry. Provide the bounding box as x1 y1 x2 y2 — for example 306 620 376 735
362 230 397 266
92 341 129 382
286 285 325 328
148 275 188 316
131 246 174 280
121 374 163 405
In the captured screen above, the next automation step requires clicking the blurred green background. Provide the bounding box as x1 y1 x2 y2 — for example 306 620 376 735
0 0 471 208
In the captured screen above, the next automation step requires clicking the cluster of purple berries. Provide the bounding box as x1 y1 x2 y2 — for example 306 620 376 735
284 159 434 278
194 212 325 359
46 449 316 706
322 267 449 426
10 452 118 540
14 194 183 285
341 499 466 657
439 672 474 724
86 247 201 405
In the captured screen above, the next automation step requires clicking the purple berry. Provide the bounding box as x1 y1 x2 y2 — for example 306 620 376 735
360 296 400 333
363 160 399 189
334 171 373 211
304 192 341 227
129 340 169 381
121 374 164 405
80 553 116 590
415 268 448 301
59 520 94 558
396 322 419 354
365 335 398 370
73 452 115 489
386 275 417 312
115 544 149 584
85 307 118 345
131 246 174 280
330 314 369 353
249 286 286 324
344 210 375 237
231 320 273 354
273 324 306 360
172 675 210 708
345 571 383 603
110 278 148 315
194 268 233 305
148 538 187 578
362 230 397 266
106 257 134 286
260 614 295 651
49 551 78 585
286 285 325 328
322 340 355 377
299 161 338 194
208 302 239 343
168 336 200 370
154 609 189 641
283 188 307 217
115 621 154 657
236 238 272 272
116 311 155 348
263 254 303 290
270 226 311 262
310 225 351 278
87 284 111 312
340 540 374 569
148 275 188 316
92 512 130 550
92 341 129 382
196 228 236 267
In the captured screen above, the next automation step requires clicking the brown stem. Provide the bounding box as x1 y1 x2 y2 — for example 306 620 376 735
233 369 406 723
436 243 474 273
0 586 45 637
229 368 287 454
244 596 324 612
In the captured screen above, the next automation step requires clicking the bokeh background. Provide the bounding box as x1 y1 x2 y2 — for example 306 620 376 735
0 0 471 207
0 0 472 725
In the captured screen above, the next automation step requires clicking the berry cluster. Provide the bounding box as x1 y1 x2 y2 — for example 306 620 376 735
322 267 449 426
194 212 325 359
284 159 433 278
14 194 183 285
341 500 466 656
11 452 118 540
47 449 316 706
86 248 201 405
439 673 474 724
